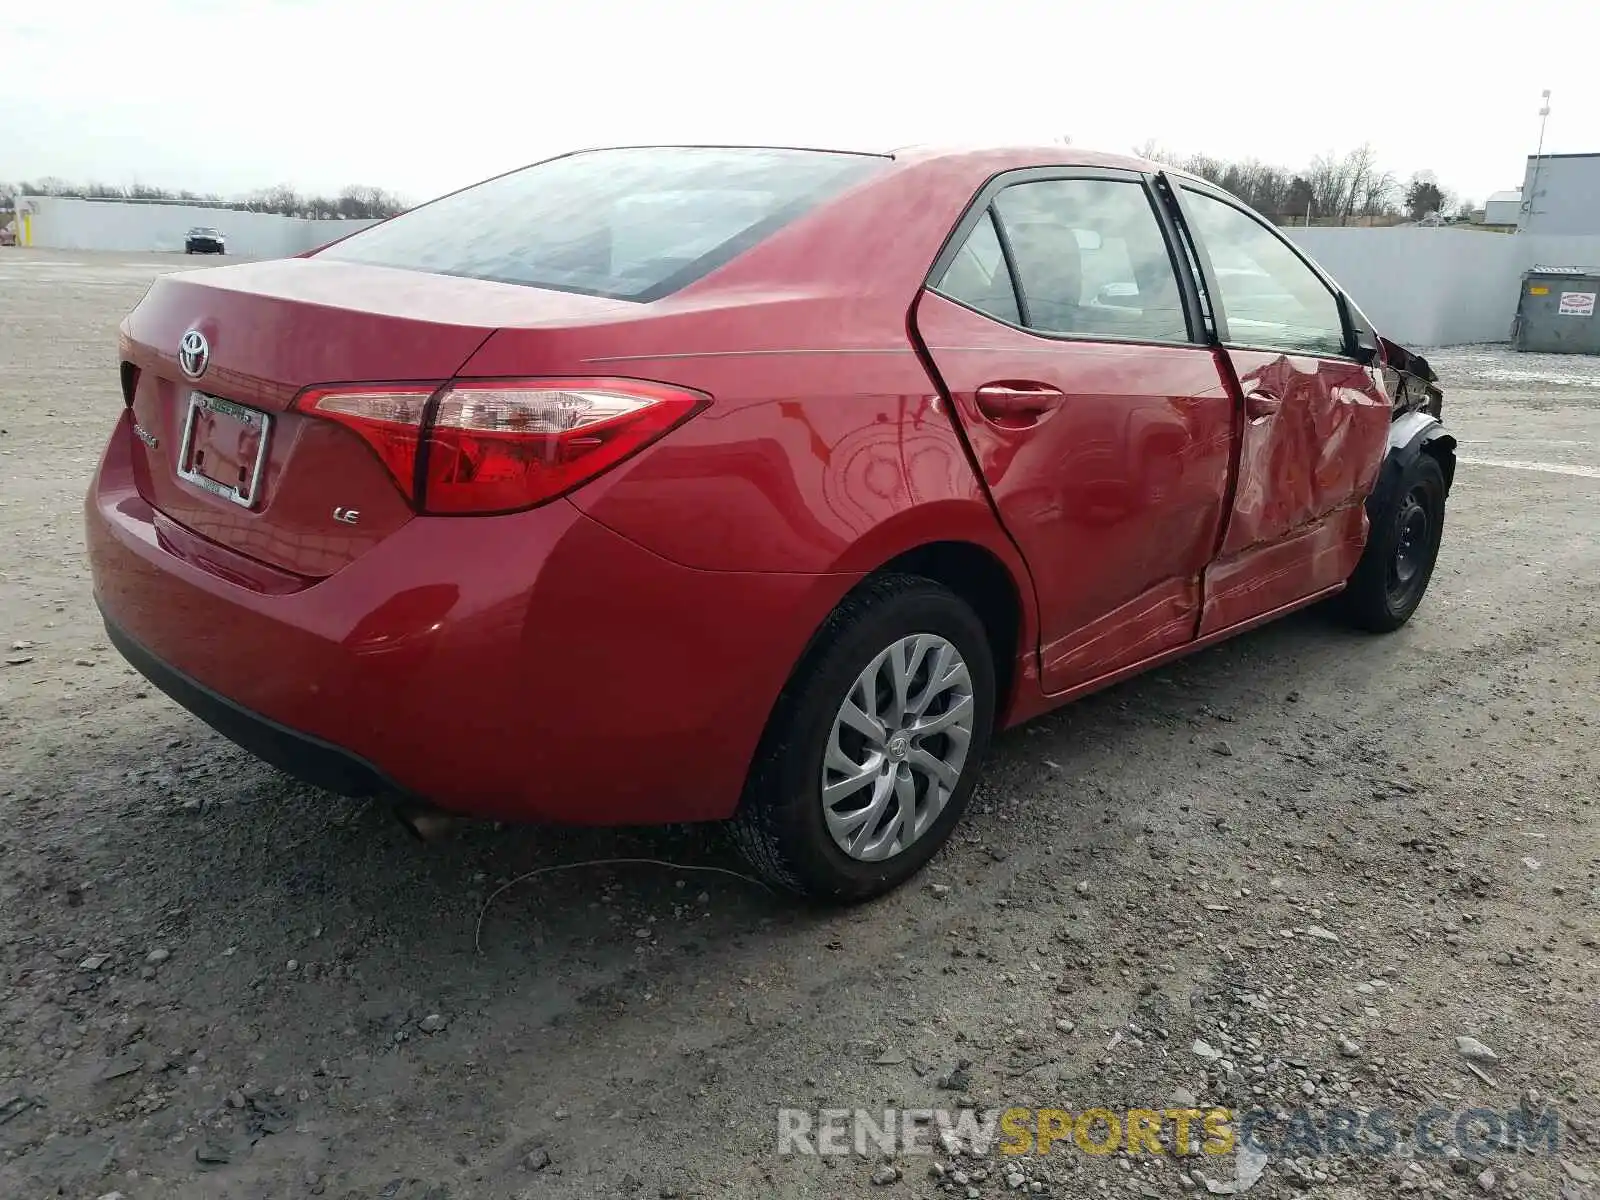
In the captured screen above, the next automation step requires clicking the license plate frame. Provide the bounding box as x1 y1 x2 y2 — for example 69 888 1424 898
176 390 273 509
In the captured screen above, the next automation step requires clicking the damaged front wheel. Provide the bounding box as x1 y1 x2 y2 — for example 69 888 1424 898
1340 452 1447 632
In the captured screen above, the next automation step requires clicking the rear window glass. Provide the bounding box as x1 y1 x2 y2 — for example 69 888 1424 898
318 147 885 301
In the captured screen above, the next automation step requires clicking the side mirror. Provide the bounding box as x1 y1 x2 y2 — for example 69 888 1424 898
1343 295 1381 365
1352 323 1380 365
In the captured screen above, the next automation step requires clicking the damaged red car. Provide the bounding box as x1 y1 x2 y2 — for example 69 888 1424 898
86 144 1454 901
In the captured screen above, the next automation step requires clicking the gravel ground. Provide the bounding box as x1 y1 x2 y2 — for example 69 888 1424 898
1 249 1597 1200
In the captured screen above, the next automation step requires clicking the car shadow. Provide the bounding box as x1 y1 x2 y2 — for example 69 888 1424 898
66 595 1393 1005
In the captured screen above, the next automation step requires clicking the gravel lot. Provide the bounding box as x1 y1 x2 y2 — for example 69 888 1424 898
2 249 1597 1200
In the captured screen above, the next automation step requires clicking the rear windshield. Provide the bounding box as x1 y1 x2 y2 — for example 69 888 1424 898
317 146 886 301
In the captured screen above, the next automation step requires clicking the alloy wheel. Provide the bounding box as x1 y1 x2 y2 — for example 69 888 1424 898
820 633 975 862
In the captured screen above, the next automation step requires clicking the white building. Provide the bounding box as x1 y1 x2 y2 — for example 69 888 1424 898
1482 188 1522 227
13 195 378 257
1519 152 1600 234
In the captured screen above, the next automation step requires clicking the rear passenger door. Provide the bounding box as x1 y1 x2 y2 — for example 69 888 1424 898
1167 182 1393 634
914 169 1236 695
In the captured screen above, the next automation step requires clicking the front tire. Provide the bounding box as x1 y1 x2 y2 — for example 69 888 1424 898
731 574 996 903
1340 452 1446 632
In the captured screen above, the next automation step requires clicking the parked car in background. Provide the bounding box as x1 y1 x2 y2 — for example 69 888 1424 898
87 144 1455 902
184 227 226 254
0 224 16 247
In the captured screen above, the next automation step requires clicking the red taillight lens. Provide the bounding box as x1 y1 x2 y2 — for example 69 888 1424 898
421 379 705 515
294 378 706 515
295 385 439 502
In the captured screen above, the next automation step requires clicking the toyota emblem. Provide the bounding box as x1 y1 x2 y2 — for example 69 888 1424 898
178 329 210 380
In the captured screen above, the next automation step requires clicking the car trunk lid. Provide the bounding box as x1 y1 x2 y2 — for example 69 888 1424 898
120 258 632 578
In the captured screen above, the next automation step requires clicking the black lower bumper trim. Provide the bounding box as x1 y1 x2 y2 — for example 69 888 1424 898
101 609 396 799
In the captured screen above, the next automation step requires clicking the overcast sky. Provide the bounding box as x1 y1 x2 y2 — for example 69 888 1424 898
2 0 1593 206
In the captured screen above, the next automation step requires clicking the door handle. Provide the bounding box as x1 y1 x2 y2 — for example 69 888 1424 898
975 382 1065 422
1244 390 1283 419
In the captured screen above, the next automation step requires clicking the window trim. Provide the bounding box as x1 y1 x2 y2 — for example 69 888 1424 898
1162 176 1357 361
1145 172 1211 341
925 166 1204 349
988 207 1031 328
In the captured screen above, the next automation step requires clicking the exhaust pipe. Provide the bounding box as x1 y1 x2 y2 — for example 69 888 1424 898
392 801 459 842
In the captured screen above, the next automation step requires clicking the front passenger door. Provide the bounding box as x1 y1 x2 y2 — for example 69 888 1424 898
1172 184 1393 635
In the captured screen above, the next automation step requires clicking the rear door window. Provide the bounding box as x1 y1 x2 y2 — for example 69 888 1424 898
933 211 1021 324
995 179 1193 343
318 147 885 302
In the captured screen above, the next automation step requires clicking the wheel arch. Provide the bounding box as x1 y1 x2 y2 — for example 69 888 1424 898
1341 415 1451 633
873 540 1030 725
732 519 1041 832
1419 429 1457 496
803 528 1039 731
1387 412 1457 495
1371 413 1456 526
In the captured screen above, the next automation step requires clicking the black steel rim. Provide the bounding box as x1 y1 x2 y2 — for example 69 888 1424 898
1386 487 1431 605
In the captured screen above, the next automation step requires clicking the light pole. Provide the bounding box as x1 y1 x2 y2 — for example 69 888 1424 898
1523 88 1551 233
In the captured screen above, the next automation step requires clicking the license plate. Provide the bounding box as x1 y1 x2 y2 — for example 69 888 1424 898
176 391 272 509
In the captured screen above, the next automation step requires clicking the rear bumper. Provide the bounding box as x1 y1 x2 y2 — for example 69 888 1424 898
87 414 860 824
102 611 396 798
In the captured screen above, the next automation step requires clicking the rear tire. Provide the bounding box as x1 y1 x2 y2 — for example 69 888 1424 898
1340 452 1446 632
731 574 996 903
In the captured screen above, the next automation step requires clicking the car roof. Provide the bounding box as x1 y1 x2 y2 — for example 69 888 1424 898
887 143 1227 193
886 142 1155 172
555 142 1186 180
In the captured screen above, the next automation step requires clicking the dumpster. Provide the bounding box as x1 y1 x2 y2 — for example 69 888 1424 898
1513 267 1600 354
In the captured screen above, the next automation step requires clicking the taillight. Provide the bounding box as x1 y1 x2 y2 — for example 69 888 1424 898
294 385 438 501
293 378 707 515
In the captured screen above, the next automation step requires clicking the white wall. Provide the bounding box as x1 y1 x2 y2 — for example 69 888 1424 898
17 196 378 258
1286 226 1600 347
24 196 1600 349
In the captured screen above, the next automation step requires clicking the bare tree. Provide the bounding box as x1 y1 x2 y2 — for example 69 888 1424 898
1131 139 1419 224
335 185 406 220
2 176 403 216
1132 139 1176 164
1359 168 1399 218
1257 165 1298 218
1179 153 1229 187
1305 153 1354 223
18 176 73 196
1214 160 1297 220
1336 143 1380 223
245 184 305 215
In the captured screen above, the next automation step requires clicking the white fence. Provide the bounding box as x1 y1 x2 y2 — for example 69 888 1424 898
15 196 379 258
1285 226 1600 348
18 197 1598 349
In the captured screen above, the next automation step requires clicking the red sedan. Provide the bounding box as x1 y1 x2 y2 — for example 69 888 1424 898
86 144 1455 901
